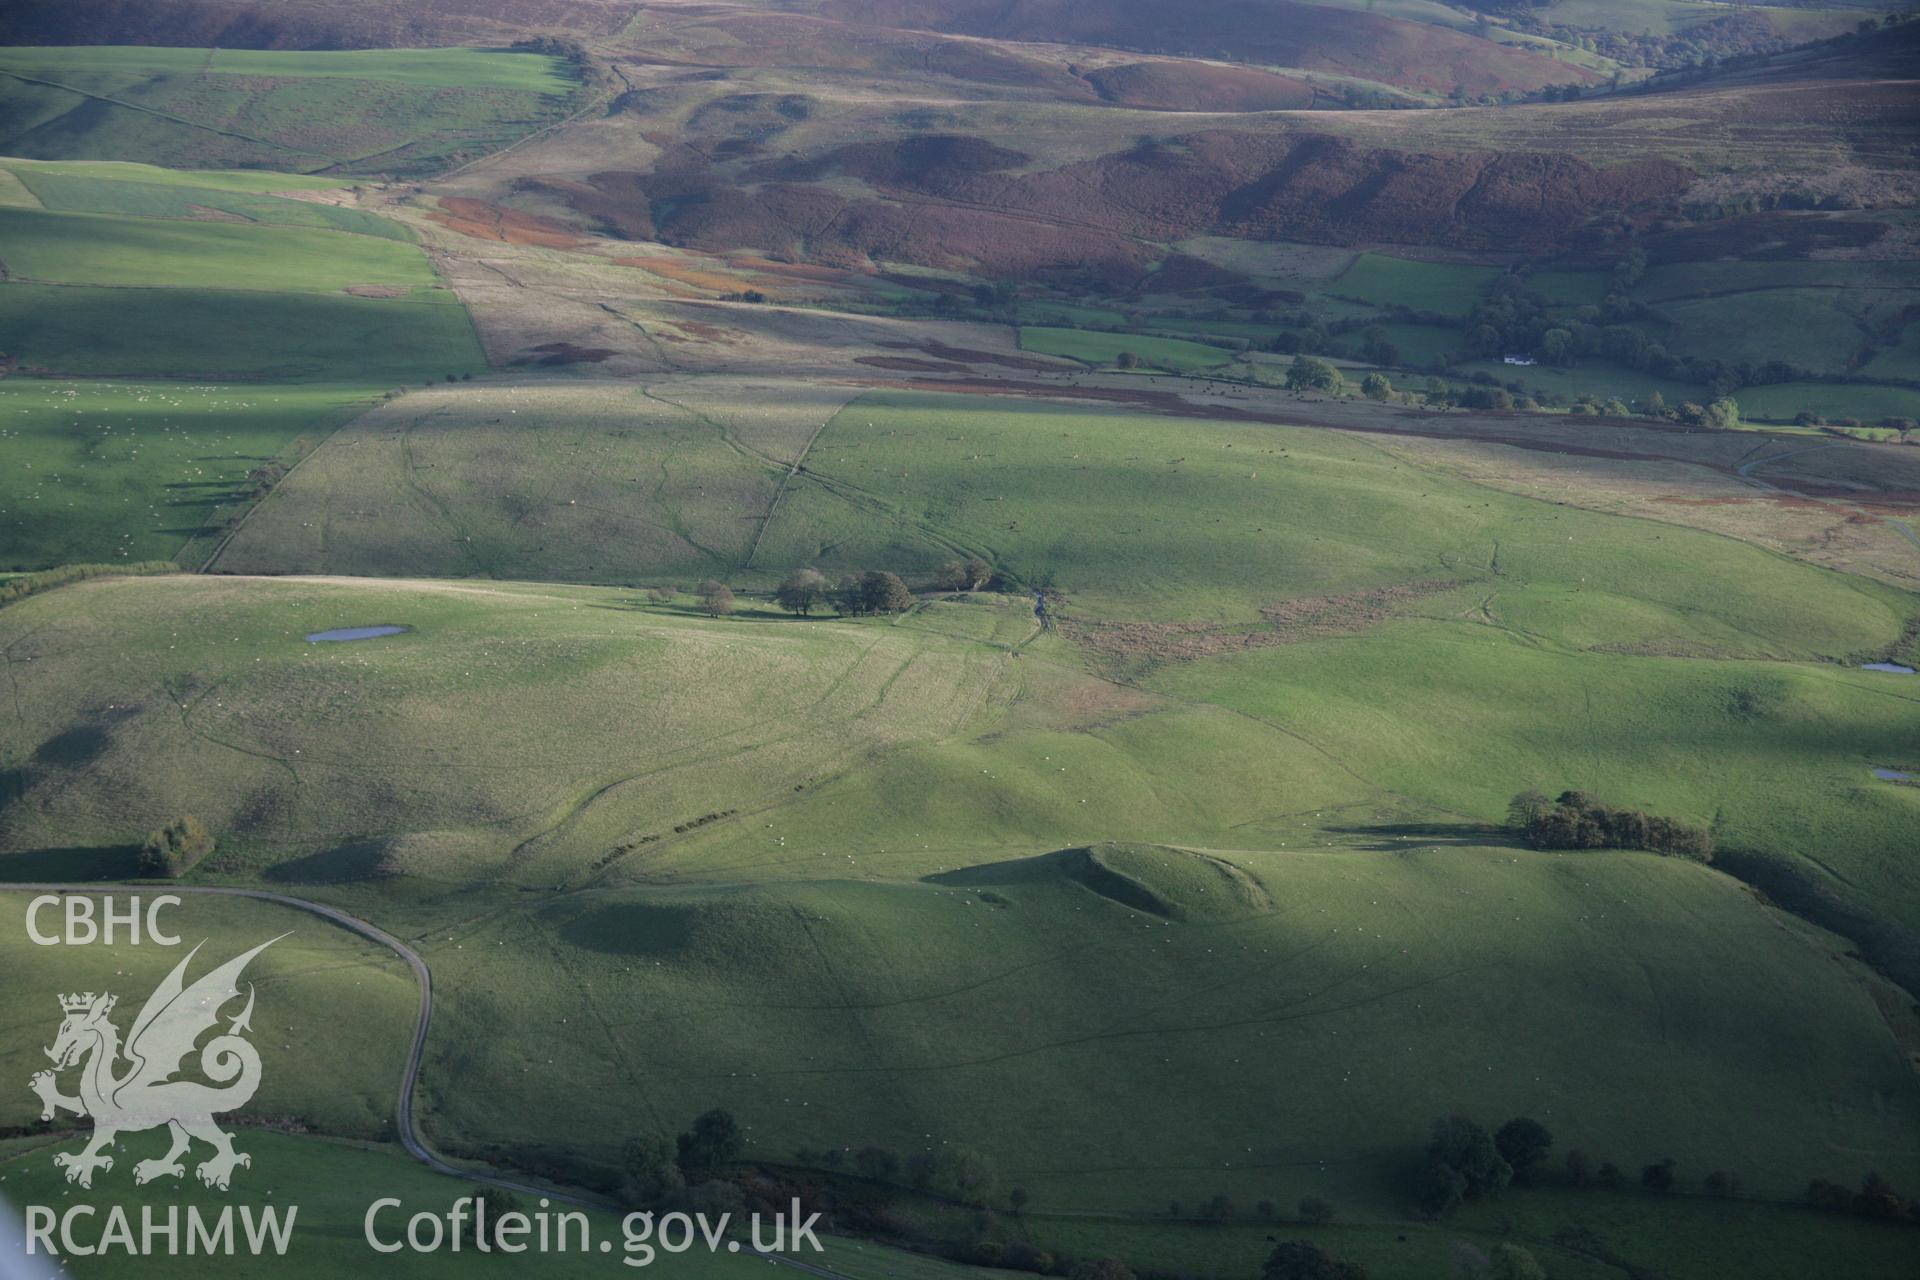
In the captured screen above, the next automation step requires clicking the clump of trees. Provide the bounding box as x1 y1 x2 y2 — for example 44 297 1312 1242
1671 397 1741 431
1285 355 1344 395
793 1139 998 1207
686 562 997 620
914 1147 997 1205
620 1132 685 1207
775 568 830 615
619 1108 743 1210
833 570 914 616
1507 789 1713 861
1807 1171 1920 1221
1459 272 1801 403
1417 1115 1514 1215
933 557 994 592
1417 1117 1750 1223
672 562 980 621
676 1107 742 1170
138 816 214 878
1263 1240 1368 1279
1495 1117 1554 1185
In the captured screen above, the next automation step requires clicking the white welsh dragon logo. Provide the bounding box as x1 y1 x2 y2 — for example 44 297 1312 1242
28 936 284 1190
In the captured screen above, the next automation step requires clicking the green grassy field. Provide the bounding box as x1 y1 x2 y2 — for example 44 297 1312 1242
0 574 1008 884
754 390 1916 626
4 405 1917 1224
1369 321 1459 368
1017 301 1130 329
409 840 1920 1215
75 386 1920 937
2 390 1917 1274
0 286 484 381
0 157 340 191
0 558 1913 1269
1136 316 1273 345
0 207 438 290
1330 254 1501 318
1524 267 1613 308
1637 260 1920 302
1861 324 1920 384
1451 356 1707 407
0 46 579 176
2 159 410 239
0 157 482 400
1652 289 1871 375
1736 381 1920 424
0 166 453 584
1152 619 1920 931
0 380 384 571
1543 0 1879 40
1018 326 1236 372
0 47 578 94
205 380 839 583
5 24 1918 1280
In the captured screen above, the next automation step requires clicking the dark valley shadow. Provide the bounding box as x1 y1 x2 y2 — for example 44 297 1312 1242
0 845 143 882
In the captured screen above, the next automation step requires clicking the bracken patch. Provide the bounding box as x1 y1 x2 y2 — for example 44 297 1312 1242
427 196 582 249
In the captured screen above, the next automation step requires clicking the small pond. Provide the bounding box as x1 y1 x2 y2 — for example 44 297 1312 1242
1861 662 1916 675
305 625 409 643
1874 768 1915 782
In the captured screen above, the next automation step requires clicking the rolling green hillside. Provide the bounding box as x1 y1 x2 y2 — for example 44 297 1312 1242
0 574 1010 881
0 46 581 175
0 161 485 571
416 846 1918 1219
210 385 1893 620
0 46 578 93
1 560 1914 1229
1 24 1917 1280
0 283 483 381
0 206 439 290
2 157 411 237
0 380 382 571
153 388 1920 961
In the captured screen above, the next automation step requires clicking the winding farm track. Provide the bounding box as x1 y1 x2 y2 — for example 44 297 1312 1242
1730 439 1920 566
7 882 852 1278
1734 440 1849 478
